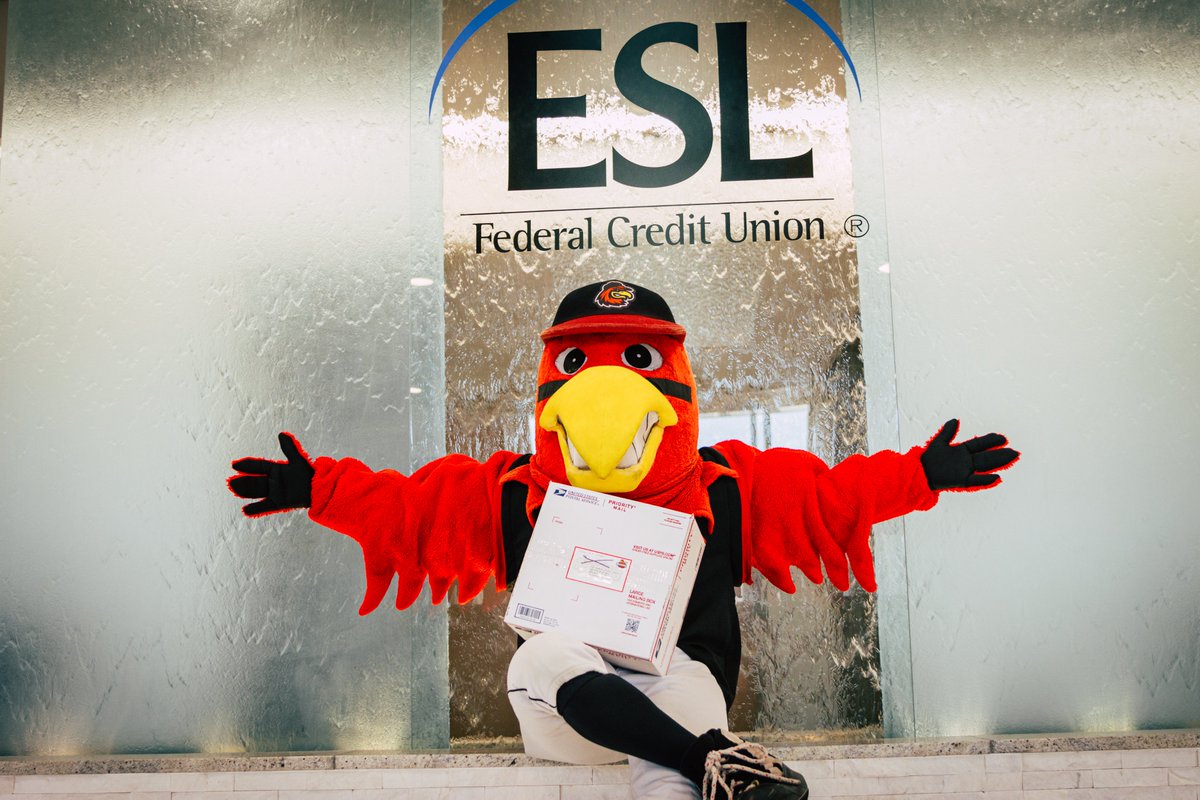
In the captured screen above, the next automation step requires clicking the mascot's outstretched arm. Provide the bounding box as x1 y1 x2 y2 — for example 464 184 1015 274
229 280 1021 613
228 432 522 614
714 418 1019 593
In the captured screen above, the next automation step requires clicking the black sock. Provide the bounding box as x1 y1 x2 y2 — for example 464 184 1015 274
677 728 737 786
555 671 698 773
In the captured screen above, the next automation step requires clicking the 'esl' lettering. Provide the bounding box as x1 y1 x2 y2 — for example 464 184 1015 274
507 22 815 191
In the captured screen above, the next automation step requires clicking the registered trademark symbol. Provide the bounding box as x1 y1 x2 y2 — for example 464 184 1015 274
844 215 870 238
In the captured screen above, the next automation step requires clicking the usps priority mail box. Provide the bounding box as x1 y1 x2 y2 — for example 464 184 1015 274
504 482 705 675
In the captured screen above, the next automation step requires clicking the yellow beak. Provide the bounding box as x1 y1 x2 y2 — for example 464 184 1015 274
539 366 678 493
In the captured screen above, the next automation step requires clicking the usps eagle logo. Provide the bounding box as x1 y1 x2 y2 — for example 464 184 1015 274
594 281 636 310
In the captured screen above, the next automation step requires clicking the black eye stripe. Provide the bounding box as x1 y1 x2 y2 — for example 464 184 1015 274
536 377 692 404
537 380 568 402
647 378 692 403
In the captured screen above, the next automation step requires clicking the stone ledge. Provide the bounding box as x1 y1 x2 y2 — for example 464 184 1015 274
2 730 1196 776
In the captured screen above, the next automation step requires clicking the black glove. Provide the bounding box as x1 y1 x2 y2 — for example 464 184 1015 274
228 432 315 516
920 419 1020 491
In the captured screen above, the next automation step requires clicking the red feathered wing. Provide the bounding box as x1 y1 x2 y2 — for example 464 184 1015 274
712 440 938 593
307 451 522 614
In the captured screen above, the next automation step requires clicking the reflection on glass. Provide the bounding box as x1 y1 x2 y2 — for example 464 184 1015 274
698 405 810 451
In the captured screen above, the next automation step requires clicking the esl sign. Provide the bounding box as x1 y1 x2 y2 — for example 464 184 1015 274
507 22 815 190
439 0 863 348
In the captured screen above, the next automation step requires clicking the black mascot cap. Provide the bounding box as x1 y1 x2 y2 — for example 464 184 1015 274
541 280 686 341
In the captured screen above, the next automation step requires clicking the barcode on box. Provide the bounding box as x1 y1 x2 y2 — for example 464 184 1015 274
624 618 640 634
515 604 543 623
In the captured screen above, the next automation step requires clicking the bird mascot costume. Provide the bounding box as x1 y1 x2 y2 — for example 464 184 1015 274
229 280 1018 800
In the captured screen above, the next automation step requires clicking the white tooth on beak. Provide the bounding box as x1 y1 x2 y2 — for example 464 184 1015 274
617 443 638 469
565 431 589 470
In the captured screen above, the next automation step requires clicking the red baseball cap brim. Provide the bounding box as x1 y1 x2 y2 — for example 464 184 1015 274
540 314 687 342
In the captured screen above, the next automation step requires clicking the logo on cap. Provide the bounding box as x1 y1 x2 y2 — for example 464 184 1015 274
594 281 636 310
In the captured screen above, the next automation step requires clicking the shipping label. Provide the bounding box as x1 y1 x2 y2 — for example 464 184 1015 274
566 546 631 592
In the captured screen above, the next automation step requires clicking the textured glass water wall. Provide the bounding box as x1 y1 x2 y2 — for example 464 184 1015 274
0 0 446 755
439 0 896 737
875 0 1200 736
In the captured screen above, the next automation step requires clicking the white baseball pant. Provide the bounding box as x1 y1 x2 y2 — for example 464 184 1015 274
506 631 729 800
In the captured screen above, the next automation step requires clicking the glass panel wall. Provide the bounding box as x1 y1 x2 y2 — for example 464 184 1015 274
2 0 1195 756
0 0 447 754
872 0 1200 736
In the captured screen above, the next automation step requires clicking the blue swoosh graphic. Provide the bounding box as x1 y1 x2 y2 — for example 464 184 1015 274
781 0 861 100
429 0 521 116
428 0 862 116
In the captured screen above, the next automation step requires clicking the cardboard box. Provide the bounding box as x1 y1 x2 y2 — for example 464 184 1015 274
504 481 705 675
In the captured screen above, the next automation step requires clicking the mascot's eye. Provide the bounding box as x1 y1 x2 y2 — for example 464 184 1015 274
555 347 587 375
621 344 662 371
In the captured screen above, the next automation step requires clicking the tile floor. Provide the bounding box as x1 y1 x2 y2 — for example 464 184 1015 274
3 746 1198 800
